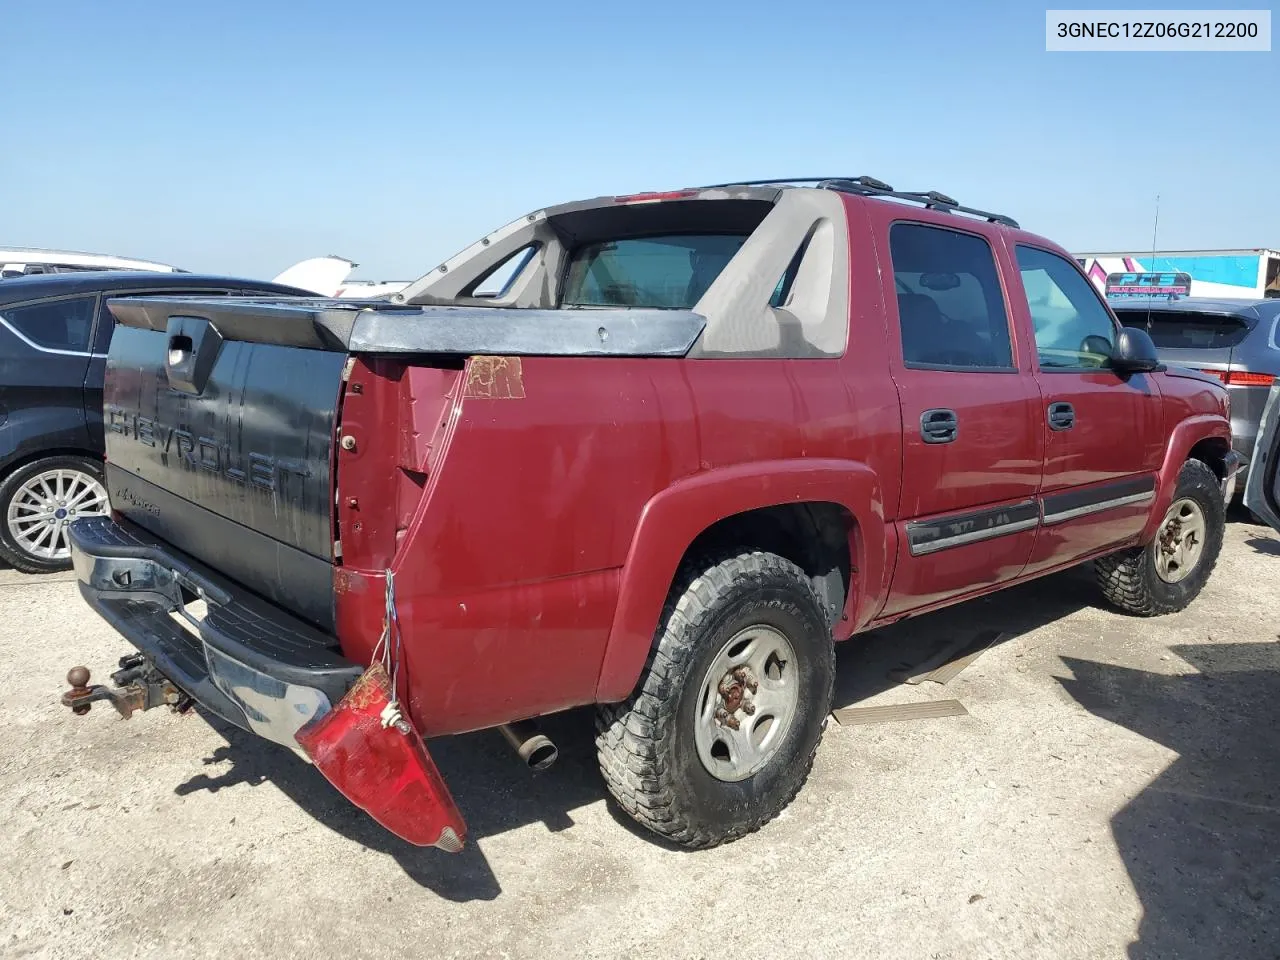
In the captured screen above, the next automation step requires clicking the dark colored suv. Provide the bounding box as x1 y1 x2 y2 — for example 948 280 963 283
0 271 309 572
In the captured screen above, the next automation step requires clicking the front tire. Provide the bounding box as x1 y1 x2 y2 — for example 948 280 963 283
595 551 835 849
0 456 108 574
1095 459 1225 616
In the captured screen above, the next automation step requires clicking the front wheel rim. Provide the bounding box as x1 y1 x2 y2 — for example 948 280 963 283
1154 497 1207 584
6 468 108 562
694 624 799 782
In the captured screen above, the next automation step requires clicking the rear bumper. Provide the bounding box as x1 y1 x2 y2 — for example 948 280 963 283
69 515 469 852
68 516 361 747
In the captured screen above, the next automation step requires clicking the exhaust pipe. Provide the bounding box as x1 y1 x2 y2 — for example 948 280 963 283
498 720 558 771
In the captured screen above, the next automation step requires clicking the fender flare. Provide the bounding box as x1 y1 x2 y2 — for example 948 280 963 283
1140 414 1232 542
593 459 888 702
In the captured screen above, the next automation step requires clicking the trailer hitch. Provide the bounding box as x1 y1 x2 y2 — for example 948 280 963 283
61 655 193 719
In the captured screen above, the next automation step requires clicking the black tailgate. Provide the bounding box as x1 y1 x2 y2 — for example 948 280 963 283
104 299 349 629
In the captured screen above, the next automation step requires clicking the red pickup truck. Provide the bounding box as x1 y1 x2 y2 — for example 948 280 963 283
63 177 1243 852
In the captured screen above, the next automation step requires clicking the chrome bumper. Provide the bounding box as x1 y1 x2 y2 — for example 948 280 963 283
69 516 360 748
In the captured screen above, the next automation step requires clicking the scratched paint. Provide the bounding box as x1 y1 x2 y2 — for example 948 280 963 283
463 356 525 399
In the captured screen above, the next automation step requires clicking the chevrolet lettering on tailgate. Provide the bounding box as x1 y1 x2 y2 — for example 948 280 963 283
105 405 311 493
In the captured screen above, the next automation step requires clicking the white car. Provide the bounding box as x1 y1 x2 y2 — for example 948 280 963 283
2 248 408 299
0 248 181 278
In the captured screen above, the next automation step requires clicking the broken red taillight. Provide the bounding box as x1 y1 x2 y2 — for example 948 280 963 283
1200 368 1276 387
295 663 467 852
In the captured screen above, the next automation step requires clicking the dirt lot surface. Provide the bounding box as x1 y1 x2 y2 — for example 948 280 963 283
2 519 1278 960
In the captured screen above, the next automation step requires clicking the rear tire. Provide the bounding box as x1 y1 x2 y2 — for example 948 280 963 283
0 456 108 574
595 550 835 849
1095 459 1224 616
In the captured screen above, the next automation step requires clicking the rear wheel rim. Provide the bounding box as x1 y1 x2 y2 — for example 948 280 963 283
6 468 108 562
1154 496 1207 584
694 624 799 783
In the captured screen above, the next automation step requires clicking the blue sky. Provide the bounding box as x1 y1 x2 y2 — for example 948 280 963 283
2 0 1276 281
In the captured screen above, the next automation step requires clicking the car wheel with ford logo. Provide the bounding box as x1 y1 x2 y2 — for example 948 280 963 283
0 455 109 574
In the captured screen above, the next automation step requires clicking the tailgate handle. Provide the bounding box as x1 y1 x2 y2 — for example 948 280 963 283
164 316 223 395
168 334 192 366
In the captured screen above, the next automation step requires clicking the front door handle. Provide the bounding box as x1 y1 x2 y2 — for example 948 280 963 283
921 408 958 444
1048 401 1076 431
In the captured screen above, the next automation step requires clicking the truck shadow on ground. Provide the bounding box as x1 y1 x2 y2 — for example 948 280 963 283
174 707 606 902
831 562 1101 710
1244 535 1280 557
1058 642 1280 960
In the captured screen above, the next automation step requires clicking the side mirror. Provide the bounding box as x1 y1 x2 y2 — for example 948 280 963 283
1111 326 1161 374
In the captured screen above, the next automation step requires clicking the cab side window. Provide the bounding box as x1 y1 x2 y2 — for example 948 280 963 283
889 223 1014 370
1016 246 1117 370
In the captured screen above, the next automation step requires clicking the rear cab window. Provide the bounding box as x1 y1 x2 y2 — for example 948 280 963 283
545 196 775 312
562 235 749 309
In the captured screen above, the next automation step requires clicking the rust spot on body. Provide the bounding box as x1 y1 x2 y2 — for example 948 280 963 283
334 569 367 596
463 356 525 400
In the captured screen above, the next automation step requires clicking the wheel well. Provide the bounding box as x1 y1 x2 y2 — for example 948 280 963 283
681 502 854 627
1188 437 1231 479
0 448 102 483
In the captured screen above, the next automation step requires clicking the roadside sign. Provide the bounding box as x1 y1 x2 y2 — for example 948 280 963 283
1104 271 1193 298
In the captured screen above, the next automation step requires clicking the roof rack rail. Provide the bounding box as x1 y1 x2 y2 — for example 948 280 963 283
700 176 1019 229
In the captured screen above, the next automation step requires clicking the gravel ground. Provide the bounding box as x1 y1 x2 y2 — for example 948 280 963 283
2 519 1278 960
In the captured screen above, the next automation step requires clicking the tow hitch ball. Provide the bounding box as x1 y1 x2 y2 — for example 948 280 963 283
61 655 193 719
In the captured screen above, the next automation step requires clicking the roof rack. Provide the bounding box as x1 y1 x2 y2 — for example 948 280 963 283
700 176 1019 229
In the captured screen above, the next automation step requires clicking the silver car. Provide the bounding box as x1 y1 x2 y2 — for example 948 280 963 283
1111 297 1280 494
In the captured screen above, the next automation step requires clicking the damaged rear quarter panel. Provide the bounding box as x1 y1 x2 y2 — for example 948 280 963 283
338 354 698 735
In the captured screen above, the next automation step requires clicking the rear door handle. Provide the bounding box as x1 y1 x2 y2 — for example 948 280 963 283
1048 401 1075 431
921 408 958 444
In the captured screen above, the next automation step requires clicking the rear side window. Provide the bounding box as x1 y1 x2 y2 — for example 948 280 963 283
1111 309 1253 349
889 223 1014 370
1016 246 1117 370
470 246 537 298
562 234 748 309
0 296 97 352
